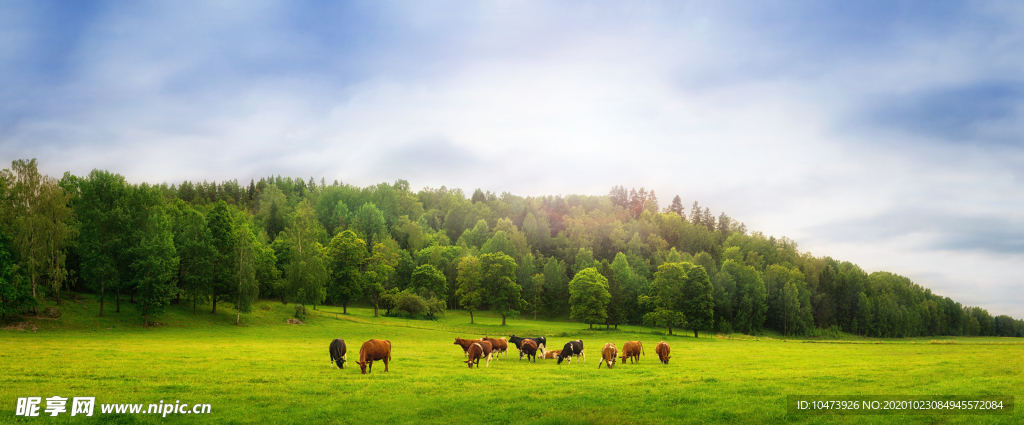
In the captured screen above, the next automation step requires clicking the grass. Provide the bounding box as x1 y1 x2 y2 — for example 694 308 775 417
2 294 1022 424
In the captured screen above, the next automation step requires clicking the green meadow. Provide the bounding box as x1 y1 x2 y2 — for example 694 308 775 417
2 296 1022 424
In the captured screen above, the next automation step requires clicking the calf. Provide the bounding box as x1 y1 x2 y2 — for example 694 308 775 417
598 343 617 369
357 339 392 374
621 341 644 364
329 338 347 369
465 342 491 369
556 340 584 365
655 341 671 364
508 335 547 352
519 339 539 363
541 350 561 360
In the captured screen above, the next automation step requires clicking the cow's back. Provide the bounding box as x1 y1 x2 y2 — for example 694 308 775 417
360 339 391 361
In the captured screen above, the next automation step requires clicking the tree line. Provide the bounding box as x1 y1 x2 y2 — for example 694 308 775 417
1 160 1021 337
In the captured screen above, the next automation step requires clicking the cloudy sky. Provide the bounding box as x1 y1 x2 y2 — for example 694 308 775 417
2 1 1022 317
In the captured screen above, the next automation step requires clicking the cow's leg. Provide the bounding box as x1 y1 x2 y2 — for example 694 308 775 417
368 360 373 373
384 357 389 372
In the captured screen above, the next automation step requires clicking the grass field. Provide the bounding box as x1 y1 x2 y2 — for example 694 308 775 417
2 295 1022 424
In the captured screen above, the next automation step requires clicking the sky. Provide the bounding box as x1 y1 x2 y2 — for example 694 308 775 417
2 1 1022 318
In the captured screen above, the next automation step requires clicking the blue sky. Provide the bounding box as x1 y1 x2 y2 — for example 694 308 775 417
2 1 1022 318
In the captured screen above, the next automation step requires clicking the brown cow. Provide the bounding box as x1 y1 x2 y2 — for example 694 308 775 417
482 337 508 359
655 341 671 364
519 339 538 363
541 349 561 360
465 342 491 369
454 337 485 356
356 339 392 374
621 341 644 364
598 343 617 369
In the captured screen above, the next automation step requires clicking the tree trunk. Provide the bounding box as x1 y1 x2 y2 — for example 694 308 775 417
615 324 618 330
668 325 673 335
193 296 197 315
502 314 506 326
470 311 474 324
373 296 379 317
589 323 593 330
606 324 610 330
236 310 240 325
343 303 347 314
694 330 699 338
212 297 217 314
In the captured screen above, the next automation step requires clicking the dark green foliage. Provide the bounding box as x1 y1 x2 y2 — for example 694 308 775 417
568 267 611 329
410 264 446 300
131 207 178 326
480 252 521 325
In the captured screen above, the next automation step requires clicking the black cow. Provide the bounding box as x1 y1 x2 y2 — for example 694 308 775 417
556 340 584 365
508 335 547 354
329 338 347 369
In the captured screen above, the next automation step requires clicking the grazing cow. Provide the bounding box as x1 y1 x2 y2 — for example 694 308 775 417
519 339 539 363
621 341 644 364
482 337 508 359
356 339 392 374
655 341 671 364
508 335 547 352
598 343 618 369
542 350 561 360
556 340 584 365
329 338 347 369
465 342 491 369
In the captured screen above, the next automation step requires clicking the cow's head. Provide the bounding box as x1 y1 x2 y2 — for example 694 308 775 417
357 361 368 374
336 358 346 369
663 356 671 364
453 338 462 345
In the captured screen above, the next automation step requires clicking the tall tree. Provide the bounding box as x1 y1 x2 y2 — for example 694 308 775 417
667 195 685 220
644 262 689 335
170 200 215 315
283 200 329 310
131 207 178 327
207 201 236 314
3 159 75 310
568 267 611 330
325 229 365 314
0 230 30 318
481 252 521 325
456 255 484 323
363 242 398 317
232 216 260 325
77 169 130 317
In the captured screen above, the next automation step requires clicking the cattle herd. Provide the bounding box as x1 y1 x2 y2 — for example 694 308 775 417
329 336 672 373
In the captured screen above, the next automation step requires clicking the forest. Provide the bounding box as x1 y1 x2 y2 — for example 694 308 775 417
1 158 1022 338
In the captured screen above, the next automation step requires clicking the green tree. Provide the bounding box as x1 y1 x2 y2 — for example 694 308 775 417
325 229 365 314
364 242 398 317
572 248 598 276
480 252 521 325
283 200 329 310
569 267 611 330
77 169 130 317
680 263 715 337
131 207 178 327
0 230 30 318
456 255 484 323
232 215 260 325
3 159 75 310
411 264 446 300
207 201 236 314
170 200 214 315
643 262 689 335
351 202 387 250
